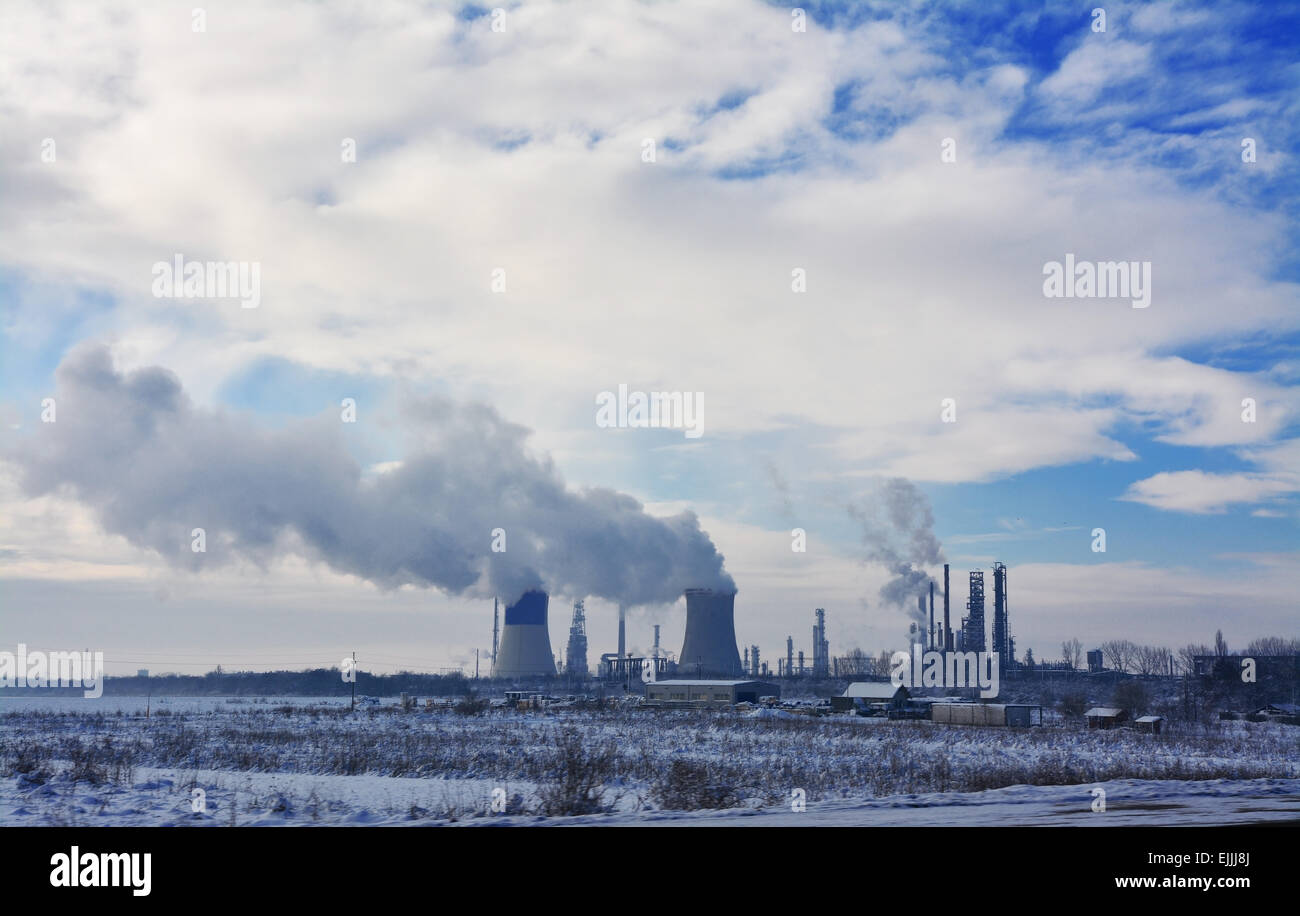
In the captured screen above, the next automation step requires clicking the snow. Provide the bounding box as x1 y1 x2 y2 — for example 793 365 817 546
2 694 1296 826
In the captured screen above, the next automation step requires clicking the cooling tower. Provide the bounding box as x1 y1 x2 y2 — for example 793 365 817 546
678 588 743 677
492 590 556 678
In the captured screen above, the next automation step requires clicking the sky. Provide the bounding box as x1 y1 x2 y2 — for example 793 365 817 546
0 0 1297 677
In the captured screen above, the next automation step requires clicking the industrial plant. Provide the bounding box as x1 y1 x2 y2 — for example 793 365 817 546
484 560 1034 696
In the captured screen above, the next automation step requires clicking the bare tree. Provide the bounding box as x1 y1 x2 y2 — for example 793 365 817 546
1178 643 1212 676
1245 636 1300 656
1062 638 1083 671
875 650 895 678
1214 629 1229 657
839 648 872 678
1133 644 1173 677
1101 639 1135 674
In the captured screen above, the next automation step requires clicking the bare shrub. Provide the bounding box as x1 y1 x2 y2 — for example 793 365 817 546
651 759 743 810
1059 693 1088 718
1112 680 1151 717
534 726 617 816
453 696 490 716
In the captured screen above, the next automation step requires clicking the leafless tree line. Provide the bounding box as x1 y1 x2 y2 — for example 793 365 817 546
1058 631 1300 676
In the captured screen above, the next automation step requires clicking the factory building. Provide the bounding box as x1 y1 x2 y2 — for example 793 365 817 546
677 588 743 678
492 590 557 678
644 679 779 706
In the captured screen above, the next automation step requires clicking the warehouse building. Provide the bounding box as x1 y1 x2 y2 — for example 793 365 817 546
932 703 1042 727
644 679 779 706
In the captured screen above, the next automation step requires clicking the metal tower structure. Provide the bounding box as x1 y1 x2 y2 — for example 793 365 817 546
943 564 952 651
565 599 588 677
991 562 1010 672
812 608 830 677
963 571 986 653
928 581 935 650
492 597 499 666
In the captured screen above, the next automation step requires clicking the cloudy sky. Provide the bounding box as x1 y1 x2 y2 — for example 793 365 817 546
1 0 1297 676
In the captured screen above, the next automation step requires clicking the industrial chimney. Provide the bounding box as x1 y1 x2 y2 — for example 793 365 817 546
492 590 556 678
678 588 743 677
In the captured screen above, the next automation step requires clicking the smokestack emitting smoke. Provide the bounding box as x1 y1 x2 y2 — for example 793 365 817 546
9 347 735 608
847 478 945 637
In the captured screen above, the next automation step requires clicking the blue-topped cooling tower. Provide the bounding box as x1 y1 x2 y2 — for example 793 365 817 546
492 590 556 677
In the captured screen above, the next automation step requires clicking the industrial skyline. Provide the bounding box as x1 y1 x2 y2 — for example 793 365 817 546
1 0 1296 677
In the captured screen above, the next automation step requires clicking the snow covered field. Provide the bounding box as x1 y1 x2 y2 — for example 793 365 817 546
2 696 1296 826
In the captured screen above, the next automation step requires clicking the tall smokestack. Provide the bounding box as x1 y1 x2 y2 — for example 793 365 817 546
492 590 556 677
929 581 935 650
943 564 951 651
617 604 626 658
679 588 743 677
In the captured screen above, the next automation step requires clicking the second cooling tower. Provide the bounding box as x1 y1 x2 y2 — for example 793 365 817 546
492 590 556 678
678 588 743 677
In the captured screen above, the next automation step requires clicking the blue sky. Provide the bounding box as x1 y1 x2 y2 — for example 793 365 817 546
0 0 1296 671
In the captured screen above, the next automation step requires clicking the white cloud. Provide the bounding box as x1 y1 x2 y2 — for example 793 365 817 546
1120 469 1297 514
1038 39 1152 106
0 0 1295 655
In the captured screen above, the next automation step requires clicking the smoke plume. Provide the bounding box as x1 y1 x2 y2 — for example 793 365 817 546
847 478 944 635
8 346 734 606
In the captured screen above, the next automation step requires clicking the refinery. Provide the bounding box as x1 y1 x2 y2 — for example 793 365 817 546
487 561 1027 694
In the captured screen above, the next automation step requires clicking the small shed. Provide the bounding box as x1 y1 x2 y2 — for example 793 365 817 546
1085 707 1128 729
839 682 910 715
1255 703 1300 718
1005 704 1044 727
1135 715 1163 734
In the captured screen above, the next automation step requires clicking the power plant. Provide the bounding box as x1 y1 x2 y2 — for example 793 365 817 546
482 562 1020 685
678 588 743 677
492 590 557 678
